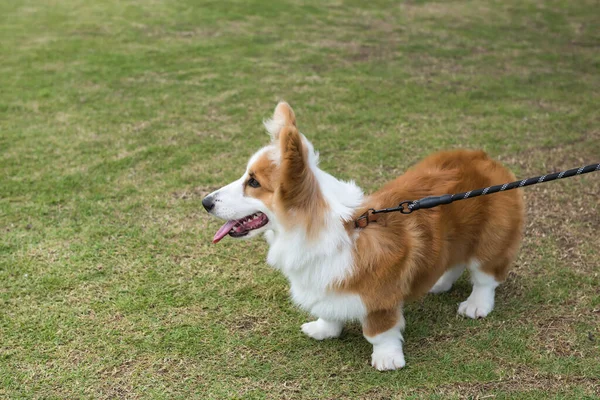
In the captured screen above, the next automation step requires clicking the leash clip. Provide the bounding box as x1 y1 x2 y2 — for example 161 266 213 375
398 200 415 214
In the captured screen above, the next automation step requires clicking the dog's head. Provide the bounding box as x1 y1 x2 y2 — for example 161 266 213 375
204 102 326 243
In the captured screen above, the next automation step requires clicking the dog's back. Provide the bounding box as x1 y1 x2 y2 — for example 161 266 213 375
344 149 524 305
414 150 524 285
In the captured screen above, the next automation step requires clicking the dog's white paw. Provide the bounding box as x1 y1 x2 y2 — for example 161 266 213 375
301 319 343 340
458 298 493 319
429 280 453 294
371 349 406 371
429 265 464 294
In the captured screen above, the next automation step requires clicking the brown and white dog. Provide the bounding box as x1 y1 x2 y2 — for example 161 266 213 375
203 102 524 370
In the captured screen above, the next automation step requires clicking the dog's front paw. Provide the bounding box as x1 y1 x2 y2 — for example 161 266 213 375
458 298 493 319
301 319 343 340
371 349 406 371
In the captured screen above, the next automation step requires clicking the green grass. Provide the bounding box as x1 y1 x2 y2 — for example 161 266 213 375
1 0 599 398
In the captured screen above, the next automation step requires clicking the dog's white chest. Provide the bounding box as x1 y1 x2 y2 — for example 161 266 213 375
289 281 366 321
267 232 367 321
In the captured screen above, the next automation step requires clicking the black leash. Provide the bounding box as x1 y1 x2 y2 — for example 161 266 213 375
355 163 600 228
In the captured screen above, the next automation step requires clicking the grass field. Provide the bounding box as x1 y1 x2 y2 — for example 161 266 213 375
1 0 599 398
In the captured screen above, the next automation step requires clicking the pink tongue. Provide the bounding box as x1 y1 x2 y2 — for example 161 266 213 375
212 220 237 244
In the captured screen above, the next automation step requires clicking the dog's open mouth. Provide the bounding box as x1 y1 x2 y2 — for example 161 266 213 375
212 212 269 244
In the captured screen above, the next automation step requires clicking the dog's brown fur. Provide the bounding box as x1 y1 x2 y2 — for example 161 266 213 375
276 126 328 239
338 150 524 337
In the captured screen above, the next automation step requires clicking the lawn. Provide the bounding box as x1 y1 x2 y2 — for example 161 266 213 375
1 0 599 398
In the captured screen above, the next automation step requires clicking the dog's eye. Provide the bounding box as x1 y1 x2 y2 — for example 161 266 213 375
248 177 261 188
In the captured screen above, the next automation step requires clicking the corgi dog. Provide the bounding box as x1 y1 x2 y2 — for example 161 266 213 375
203 102 524 371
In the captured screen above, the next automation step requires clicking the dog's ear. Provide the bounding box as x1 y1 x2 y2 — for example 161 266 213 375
278 125 318 211
264 101 296 142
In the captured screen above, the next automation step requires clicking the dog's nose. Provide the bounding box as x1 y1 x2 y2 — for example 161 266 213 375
202 196 215 212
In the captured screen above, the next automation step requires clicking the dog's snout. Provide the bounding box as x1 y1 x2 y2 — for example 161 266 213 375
202 196 215 212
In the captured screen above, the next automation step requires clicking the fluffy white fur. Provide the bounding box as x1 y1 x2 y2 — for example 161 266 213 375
301 318 344 340
207 122 369 318
265 139 367 321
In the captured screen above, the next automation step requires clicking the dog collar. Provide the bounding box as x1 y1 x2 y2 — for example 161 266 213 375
354 209 380 229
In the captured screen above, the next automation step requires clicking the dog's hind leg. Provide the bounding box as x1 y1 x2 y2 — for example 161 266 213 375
457 260 500 319
459 228 521 319
429 264 465 294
